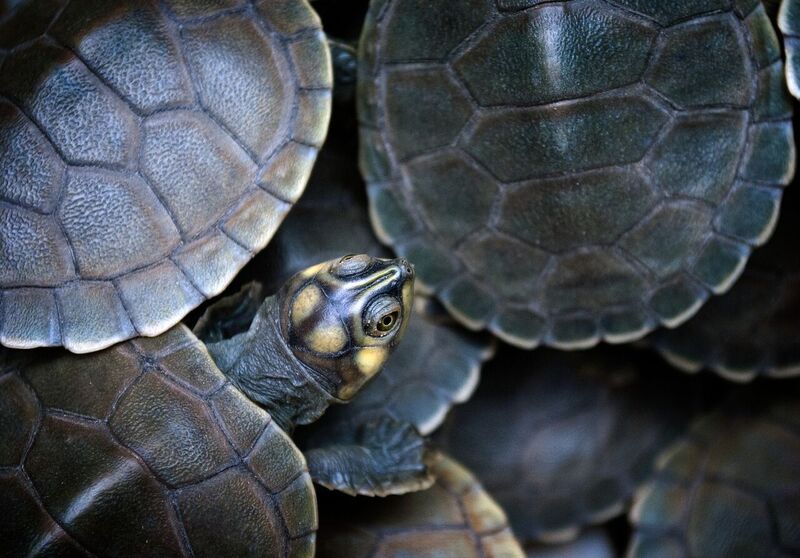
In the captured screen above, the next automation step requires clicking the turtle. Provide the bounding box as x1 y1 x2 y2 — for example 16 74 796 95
438 347 699 544
778 0 800 98
525 530 616 558
358 0 796 350
0 254 415 557
649 183 800 382
628 385 800 558
314 452 525 558
0 0 332 353
192 89 493 496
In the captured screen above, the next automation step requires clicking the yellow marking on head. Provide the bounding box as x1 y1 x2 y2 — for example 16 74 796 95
300 262 326 279
402 281 413 308
306 321 348 353
291 283 323 327
355 347 388 379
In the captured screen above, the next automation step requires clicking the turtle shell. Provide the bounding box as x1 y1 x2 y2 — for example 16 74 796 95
780 0 800 98
0 325 317 557
0 0 332 353
315 452 524 558
650 184 800 381
439 348 695 543
628 388 800 557
359 0 795 349
251 135 493 437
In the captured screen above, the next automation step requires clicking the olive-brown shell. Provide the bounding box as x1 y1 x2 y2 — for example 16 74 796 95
0 325 317 557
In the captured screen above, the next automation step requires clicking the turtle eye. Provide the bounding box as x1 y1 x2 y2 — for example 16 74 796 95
333 254 370 277
364 296 402 337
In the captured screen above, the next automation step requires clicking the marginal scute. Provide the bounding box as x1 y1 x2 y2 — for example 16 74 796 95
221 189 290 252
56 281 136 352
173 231 252 298
51 0 194 113
258 141 317 202
288 31 333 89
115 260 204 337
157 337 226 394
455 4 656 105
754 61 793 121
58 169 180 279
0 288 61 348
162 0 243 18
255 0 322 35
440 276 495 329
109 371 237 486
181 15 291 159
714 184 780 244
740 120 796 185
140 110 257 238
26 415 185 557
277 472 318 539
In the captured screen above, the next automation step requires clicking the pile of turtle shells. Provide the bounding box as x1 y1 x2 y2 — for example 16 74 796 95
1 0 799 556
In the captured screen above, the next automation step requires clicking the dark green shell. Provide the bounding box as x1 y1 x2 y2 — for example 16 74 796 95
0 326 316 557
629 388 800 557
440 349 694 543
651 186 800 381
315 453 524 558
0 0 332 353
359 0 795 349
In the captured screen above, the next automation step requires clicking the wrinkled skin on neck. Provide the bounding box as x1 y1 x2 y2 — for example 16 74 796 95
206 255 414 432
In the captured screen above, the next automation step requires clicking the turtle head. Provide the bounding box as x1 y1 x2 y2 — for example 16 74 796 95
278 254 415 400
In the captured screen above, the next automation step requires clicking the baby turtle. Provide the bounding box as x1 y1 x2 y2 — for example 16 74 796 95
0 0 332 353
359 0 795 349
195 104 492 496
0 255 414 557
650 185 800 381
629 387 800 557
315 452 525 558
440 348 695 543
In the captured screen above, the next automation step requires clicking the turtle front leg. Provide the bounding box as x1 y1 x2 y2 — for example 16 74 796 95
304 416 434 497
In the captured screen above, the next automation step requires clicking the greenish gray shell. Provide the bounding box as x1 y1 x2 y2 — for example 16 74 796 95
629 389 800 557
0 325 317 557
359 0 795 349
441 349 693 543
651 186 800 382
0 0 332 353
315 453 524 558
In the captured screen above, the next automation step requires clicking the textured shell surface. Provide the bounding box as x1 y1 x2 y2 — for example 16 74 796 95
0 0 332 353
651 183 800 382
315 452 525 558
440 348 696 543
359 0 795 349
0 325 317 557
628 387 800 558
